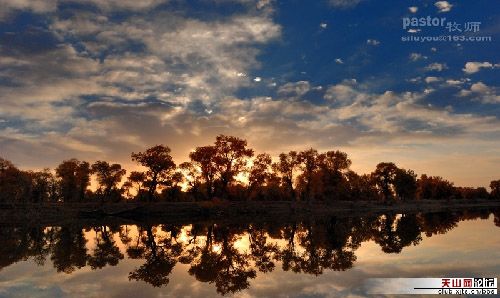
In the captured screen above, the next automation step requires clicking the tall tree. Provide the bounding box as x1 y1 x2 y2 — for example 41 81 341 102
393 168 417 201
55 159 91 202
91 161 126 202
272 151 299 200
371 162 398 202
249 153 273 189
490 180 500 200
0 157 32 203
298 149 320 201
189 146 218 199
131 145 176 202
213 135 254 198
317 150 352 201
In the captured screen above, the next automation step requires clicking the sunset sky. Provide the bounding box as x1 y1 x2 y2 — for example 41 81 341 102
0 0 499 187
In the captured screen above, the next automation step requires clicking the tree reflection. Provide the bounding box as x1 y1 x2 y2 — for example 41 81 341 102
128 225 180 287
87 226 124 269
189 225 257 295
51 226 88 273
0 210 497 295
373 214 422 254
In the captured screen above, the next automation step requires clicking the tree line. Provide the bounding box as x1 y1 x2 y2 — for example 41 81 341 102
1 134 499 204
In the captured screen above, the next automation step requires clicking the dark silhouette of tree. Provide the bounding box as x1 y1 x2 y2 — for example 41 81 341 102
124 171 147 201
212 135 254 199
489 180 500 200
345 171 379 201
297 149 320 201
0 158 32 203
91 161 126 203
417 175 455 200
394 168 417 201
456 187 489 200
179 161 203 200
29 169 58 203
272 151 299 200
189 146 218 199
317 150 352 201
248 153 280 200
372 162 398 202
55 159 91 202
131 145 176 202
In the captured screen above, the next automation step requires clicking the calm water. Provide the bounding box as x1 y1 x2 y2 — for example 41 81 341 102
0 210 499 298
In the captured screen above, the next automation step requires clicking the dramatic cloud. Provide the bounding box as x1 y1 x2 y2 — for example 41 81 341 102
0 0 498 187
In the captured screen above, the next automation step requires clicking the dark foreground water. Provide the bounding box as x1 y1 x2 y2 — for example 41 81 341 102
0 210 499 298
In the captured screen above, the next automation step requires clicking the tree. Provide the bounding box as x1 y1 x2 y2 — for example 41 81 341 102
272 151 299 200
0 157 32 203
248 153 279 200
29 169 58 203
416 175 455 200
490 180 500 200
55 159 91 202
345 171 378 201
91 161 126 202
249 153 273 189
179 161 203 200
212 135 254 198
298 149 320 201
189 146 218 199
131 145 176 202
371 162 398 202
125 171 147 200
317 150 352 201
393 168 417 201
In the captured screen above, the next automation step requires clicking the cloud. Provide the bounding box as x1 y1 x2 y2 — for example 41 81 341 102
0 0 58 19
409 53 427 62
446 79 463 86
335 58 344 64
458 82 500 104
277 81 311 99
366 39 380 46
320 22 328 29
408 6 418 13
462 61 494 74
435 1 453 13
425 76 441 83
425 63 448 72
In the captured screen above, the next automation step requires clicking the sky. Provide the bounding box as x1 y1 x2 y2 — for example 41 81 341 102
0 0 499 187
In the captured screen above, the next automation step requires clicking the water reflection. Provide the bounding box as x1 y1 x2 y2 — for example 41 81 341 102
0 209 498 296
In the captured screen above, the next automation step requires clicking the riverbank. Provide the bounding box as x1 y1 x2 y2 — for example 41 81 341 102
0 199 499 226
